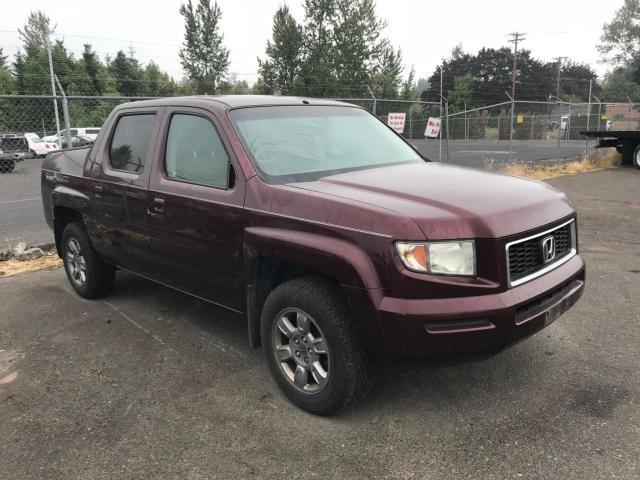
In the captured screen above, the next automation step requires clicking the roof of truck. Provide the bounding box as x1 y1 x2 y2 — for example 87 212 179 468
116 95 351 111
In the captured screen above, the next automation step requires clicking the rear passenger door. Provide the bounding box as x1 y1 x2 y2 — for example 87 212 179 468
88 108 162 274
146 107 245 311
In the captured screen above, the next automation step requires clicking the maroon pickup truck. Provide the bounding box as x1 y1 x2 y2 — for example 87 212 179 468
41 96 585 415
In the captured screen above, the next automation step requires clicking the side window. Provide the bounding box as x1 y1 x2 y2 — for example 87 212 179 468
109 114 155 173
70 129 78 136
165 113 229 188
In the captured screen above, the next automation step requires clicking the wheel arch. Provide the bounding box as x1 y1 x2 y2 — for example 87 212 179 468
244 227 384 350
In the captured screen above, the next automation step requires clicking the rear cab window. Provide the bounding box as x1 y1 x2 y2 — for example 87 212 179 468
109 114 156 173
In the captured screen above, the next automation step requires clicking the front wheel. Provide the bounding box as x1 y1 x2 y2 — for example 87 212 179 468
61 222 115 299
261 277 375 415
634 145 640 170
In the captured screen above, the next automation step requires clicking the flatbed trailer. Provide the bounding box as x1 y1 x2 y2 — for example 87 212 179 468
581 130 640 169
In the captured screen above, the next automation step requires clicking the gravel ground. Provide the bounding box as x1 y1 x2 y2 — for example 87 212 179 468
0 166 638 479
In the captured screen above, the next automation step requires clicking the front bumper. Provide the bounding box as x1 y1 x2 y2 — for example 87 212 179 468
376 254 585 357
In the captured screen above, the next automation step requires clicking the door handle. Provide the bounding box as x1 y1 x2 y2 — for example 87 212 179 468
93 184 103 198
148 197 165 217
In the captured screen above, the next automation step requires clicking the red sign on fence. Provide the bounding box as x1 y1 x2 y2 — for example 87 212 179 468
387 113 406 134
424 117 441 138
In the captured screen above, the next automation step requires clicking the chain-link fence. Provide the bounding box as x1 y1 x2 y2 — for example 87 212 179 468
444 101 613 142
0 93 634 247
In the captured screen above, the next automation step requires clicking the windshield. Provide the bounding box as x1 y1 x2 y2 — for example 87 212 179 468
230 105 424 182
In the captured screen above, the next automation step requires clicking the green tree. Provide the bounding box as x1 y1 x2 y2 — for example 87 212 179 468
108 49 144 96
448 73 473 111
333 0 385 96
602 66 640 101
179 0 230 94
372 42 403 98
18 10 53 55
400 66 416 100
299 0 337 97
0 48 15 94
598 0 640 73
143 61 177 95
257 4 303 95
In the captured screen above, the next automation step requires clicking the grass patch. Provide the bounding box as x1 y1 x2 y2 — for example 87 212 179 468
498 149 621 180
0 248 62 278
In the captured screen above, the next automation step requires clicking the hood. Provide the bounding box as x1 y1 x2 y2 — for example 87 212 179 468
287 162 574 239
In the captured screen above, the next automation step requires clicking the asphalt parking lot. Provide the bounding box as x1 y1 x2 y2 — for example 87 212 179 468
0 140 593 247
414 139 592 166
1 166 639 479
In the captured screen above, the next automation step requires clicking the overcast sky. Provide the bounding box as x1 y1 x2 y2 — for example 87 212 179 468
0 0 623 85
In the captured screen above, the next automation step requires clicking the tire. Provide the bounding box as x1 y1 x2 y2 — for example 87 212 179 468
621 141 635 165
61 222 115 299
0 160 15 173
261 277 375 415
634 145 640 170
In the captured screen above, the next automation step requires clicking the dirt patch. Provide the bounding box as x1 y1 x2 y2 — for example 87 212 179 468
499 149 621 180
0 249 62 278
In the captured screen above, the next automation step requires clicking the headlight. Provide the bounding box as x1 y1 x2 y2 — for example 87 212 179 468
396 240 476 276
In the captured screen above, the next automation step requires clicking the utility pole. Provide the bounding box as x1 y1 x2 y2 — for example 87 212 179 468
508 32 526 101
508 32 525 160
554 56 567 147
46 34 61 134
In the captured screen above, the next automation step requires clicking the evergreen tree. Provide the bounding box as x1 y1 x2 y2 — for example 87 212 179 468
333 0 385 96
108 50 144 96
373 42 403 98
257 4 303 95
18 10 53 55
0 48 14 94
179 0 230 94
143 61 177 95
299 0 337 97
448 73 473 111
400 66 416 100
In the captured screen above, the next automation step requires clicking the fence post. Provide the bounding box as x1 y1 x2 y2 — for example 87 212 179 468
586 80 593 155
464 102 468 141
366 85 376 116
530 113 534 140
567 100 572 140
505 91 514 160
54 75 72 148
445 99 450 162
557 102 563 147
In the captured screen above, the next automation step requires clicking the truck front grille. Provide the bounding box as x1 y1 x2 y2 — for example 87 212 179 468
506 220 576 287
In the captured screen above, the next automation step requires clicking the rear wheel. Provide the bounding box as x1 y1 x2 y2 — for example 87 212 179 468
634 145 640 170
261 277 375 415
61 222 115 299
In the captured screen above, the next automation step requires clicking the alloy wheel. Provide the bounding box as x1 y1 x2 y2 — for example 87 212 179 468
272 308 330 393
65 238 87 287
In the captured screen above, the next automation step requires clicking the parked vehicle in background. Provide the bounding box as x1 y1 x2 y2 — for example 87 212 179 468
0 134 31 173
582 129 640 169
57 135 94 149
41 96 585 415
24 132 60 157
43 127 101 143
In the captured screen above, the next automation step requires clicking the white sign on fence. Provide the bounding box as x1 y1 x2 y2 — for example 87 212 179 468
387 112 406 134
425 117 441 138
